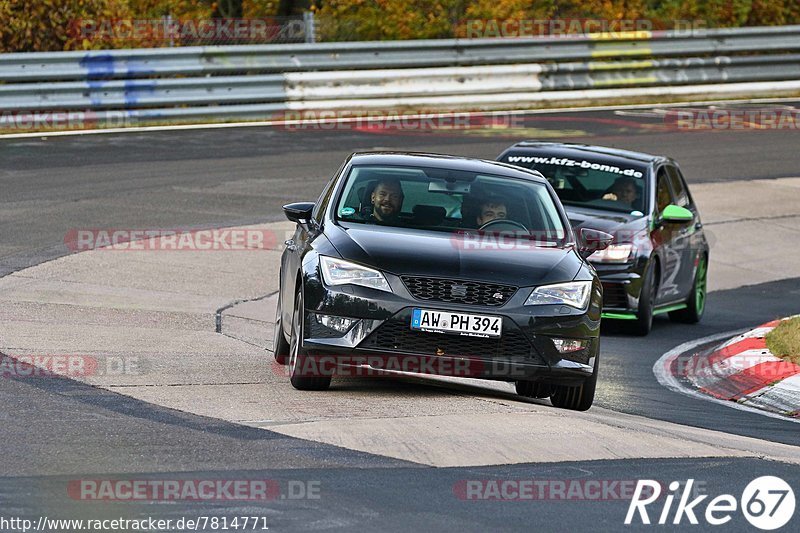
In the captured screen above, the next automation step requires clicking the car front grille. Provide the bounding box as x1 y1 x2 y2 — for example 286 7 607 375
401 276 517 307
601 282 628 309
359 312 544 363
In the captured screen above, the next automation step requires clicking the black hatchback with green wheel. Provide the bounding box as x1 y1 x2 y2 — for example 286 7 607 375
498 142 709 335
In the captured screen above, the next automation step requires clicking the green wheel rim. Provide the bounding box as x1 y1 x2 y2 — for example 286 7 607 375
695 256 707 314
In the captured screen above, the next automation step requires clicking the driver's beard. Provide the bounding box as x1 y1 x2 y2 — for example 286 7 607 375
375 205 397 220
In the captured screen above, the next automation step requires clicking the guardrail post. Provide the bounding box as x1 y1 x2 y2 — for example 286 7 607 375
163 14 174 47
304 11 316 44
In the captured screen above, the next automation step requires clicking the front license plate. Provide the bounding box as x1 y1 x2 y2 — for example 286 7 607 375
411 308 502 338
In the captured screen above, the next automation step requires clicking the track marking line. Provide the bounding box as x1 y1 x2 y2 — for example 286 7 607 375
2 96 800 140
653 329 800 424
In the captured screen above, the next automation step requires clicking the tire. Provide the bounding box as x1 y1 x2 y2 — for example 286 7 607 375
272 294 290 365
669 254 707 324
550 352 599 412
288 288 331 391
515 380 553 399
630 259 657 336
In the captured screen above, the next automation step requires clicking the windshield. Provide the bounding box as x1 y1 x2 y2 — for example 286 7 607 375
334 164 567 245
501 153 649 215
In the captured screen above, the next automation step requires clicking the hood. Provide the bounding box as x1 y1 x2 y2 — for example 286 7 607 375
326 223 582 287
565 206 649 243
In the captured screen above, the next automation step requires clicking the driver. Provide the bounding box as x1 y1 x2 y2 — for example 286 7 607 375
602 177 639 207
476 197 508 227
369 178 404 224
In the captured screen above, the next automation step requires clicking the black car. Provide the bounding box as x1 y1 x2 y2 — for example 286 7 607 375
497 142 709 335
273 152 612 410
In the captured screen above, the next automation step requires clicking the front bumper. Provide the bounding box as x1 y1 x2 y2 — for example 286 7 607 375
300 270 601 384
591 261 645 314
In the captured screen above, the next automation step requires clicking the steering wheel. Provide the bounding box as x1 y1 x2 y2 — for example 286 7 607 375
478 219 529 233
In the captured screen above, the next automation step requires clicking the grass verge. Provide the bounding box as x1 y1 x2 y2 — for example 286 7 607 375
766 317 800 365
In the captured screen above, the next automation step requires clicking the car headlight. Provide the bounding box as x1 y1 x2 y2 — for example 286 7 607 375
525 281 592 310
319 256 392 293
589 243 634 263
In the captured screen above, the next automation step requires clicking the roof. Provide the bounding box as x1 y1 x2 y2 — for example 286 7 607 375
349 151 547 182
507 141 666 164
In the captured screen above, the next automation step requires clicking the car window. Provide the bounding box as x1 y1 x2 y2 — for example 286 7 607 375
400 180 462 217
666 165 691 208
313 174 339 224
500 152 648 215
334 164 567 244
655 168 673 214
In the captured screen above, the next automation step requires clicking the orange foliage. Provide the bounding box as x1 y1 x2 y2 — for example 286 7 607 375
1 0 799 50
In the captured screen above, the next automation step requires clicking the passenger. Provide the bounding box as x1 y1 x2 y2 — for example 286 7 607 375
602 177 639 208
369 178 404 224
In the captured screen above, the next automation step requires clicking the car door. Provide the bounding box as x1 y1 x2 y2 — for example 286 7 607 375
279 221 303 323
666 164 702 297
651 166 684 304
279 174 339 332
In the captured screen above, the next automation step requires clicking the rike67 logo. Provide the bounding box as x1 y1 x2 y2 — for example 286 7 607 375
626 477 795 530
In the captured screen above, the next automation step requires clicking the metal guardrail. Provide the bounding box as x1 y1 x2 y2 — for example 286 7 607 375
539 54 800 91
2 25 800 124
0 75 285 111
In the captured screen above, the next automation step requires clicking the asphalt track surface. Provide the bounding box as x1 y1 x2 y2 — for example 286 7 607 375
2 104 800 531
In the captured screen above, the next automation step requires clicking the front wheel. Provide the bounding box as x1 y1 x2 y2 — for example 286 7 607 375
630 260 657 336
272 294 290 364
669 255 707 324
289 288 331 391
550 354 599 412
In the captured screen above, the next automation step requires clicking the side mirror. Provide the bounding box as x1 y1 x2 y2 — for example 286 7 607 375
283 202 315 226
578 227 613 259
661 204 693 223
